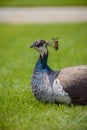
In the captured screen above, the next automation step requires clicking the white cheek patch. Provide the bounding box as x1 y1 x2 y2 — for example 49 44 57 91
36 46 47 58
53 78 71 104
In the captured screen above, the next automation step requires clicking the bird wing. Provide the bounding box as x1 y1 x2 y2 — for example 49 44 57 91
57 65 87 104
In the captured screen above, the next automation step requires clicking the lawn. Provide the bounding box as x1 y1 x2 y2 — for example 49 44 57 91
0 0 87 6
0 23 87 130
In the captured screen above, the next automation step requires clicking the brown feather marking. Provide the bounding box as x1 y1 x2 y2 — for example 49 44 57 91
52 37 59 51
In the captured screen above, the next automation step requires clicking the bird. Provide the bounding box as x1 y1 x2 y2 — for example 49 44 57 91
29 38 87 105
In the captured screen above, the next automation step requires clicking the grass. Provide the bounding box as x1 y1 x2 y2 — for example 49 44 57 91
0 0 87 7
0 23 87 130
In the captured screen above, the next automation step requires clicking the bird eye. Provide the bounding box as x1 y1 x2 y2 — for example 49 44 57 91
35 40 46 48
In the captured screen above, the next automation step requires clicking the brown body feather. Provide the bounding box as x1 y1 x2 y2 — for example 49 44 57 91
58 65 87 105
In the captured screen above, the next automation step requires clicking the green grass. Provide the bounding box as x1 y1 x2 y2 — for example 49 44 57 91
0 23 87 130
0 0 87 6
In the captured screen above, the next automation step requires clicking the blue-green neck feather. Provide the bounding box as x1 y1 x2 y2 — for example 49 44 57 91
34 52 52 73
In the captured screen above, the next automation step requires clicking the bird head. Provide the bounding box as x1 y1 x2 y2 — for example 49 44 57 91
29 38 59 58
30 40 48 58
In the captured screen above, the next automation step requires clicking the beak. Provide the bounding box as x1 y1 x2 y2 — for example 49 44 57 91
29 43 35 48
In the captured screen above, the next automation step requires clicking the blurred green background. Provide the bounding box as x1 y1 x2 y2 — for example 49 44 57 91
0 0 87 130
0 0 87 6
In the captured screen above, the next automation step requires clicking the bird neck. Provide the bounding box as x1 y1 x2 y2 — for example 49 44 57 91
34 51 51 72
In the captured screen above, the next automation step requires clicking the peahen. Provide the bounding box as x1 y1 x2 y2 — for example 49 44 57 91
30 38 87 105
